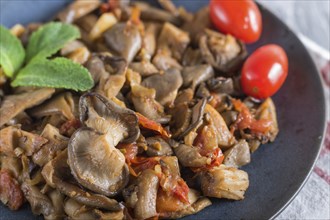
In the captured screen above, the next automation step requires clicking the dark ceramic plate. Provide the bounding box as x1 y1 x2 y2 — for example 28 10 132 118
0 1 326 220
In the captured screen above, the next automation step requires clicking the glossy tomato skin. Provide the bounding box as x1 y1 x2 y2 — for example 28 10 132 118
210 0 262 43
241 44 288 99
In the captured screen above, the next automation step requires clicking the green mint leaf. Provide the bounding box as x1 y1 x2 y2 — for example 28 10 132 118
26 22 80 62
0 25 25 77
11 58 94 91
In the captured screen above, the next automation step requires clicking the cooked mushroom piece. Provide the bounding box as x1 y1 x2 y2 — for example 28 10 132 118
170 103 192 138
79 93 140 143
174 144 209 168
68 127 129 197
32 124 69 166
45 189 65 220
134 2 181 25
152 51 182 71
123 169 159 219
104 22 142 63
142 68 183 106
57 0 101 23
0 88 55 127
199 29 247 73
182 64 214 89
182 47 204 66
255 98 279 142
157 22 190 60
207 77 235 95
200 165 249 200
0 126 48 157
95 55 128 99
146 136 173 156
223 139 251 168
29 92 75 120
21 182 54 216
129 61 159 77
42 150 122 211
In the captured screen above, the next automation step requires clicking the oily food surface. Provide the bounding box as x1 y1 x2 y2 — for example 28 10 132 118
0 0 279 219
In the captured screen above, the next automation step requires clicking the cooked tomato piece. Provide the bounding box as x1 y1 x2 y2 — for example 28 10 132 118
0 170 24 210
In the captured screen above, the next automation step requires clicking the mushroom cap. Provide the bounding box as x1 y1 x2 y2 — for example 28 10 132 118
68 127 129 197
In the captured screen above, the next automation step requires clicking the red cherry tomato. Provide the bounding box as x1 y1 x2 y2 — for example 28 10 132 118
209 0 262 43
241 44 288 99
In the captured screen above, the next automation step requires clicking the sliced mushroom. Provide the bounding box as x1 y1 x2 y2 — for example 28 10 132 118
129 61 159 77
21 182 54 216
152 51 182 71
146 136 173 157
200 165 249 200
182 6 211 45
29 92 75 120
85 55 107 84
134 2 181 25
141 22 160 58
177 98 207 139
32 124 69 166
223 139 251 168
207 77 235 95
0 155 22 179
199 29 247 73
0 126 48 157
95 55 127 99
0 88 55 127
142 68 183 106
131 84 165 122
174 144 209 168
42 149 122 211
157 22 190 60
123 169 159 219
68 127 129 196
170 103 192 138
80 93 139 143
204 104 236 148
255 98 279 142
182 64 214 89
182 47 204 66
104 22 142 63
57 0 101 23
45 189 65 220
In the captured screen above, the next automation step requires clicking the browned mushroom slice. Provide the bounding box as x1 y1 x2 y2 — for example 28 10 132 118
174 144 209 168
21 182 54 216
182 47 204 66
223 139 251 168
79 93 139 143
45 190 65 220
146 136 173 156
85 55 107 84
68 127 129 196
0 88 55 127
57 0 101 23
255 98 279 142
32 124 69 166
157 22 190 60
177 98 207 139
182 6 211 45
204 104 236 148
199 29 247 73
0 126 48 157
95 55 127 99
131 84 165 122
104 22 142 63
170 103 192 138
0 155 21 179
201 165 249 200
42 150 122 211
134 2 181 25
152 52 182 71
64 198 125 220
123 169 159 219
29 92 75 120
207 77 235 94
129 61 159 77
182 64 214 89
142 68 183 106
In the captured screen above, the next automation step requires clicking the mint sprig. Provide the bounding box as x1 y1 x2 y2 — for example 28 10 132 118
26 22 80 62
12 58 93 91
0 25 25 77
0 22 94 91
